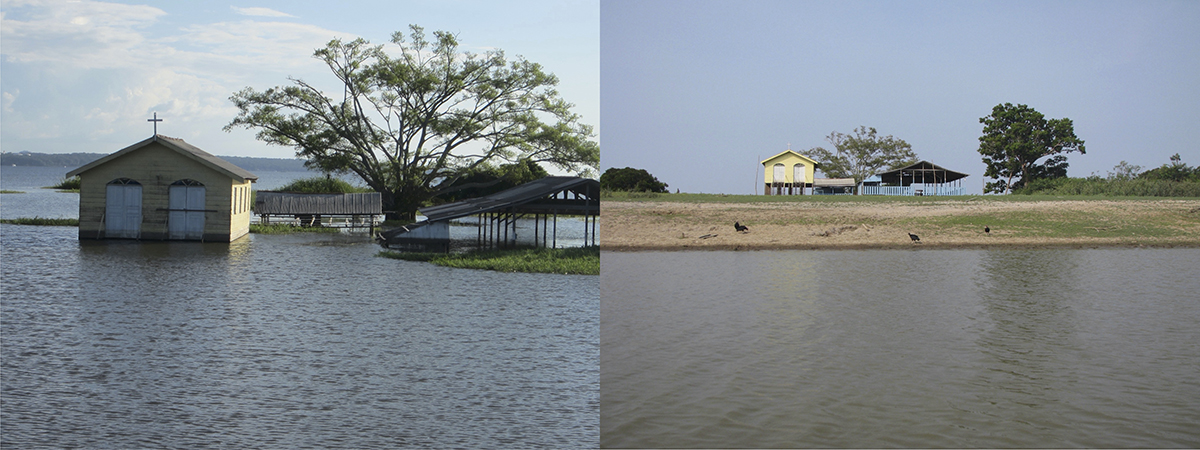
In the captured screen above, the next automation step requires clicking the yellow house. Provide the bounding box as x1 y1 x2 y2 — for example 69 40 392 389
67 135 258 242
761 150 819 195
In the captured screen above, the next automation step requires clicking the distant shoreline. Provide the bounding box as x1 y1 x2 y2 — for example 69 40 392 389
599 196 1200 251
1 152 308 172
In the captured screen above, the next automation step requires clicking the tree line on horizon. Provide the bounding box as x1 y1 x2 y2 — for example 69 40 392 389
1 151 309 172
603 102 1197 197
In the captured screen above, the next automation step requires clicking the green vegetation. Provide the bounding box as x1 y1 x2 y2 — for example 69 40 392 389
378 246 599 275
807 126 916 192
1014 155 1200 197
47 176 81 192
978 103 1085 193
1014 177 1200 197
600 167 669 193
1 190 25 194
275 176 373 194
1 217 79 226
249 223 344 234
227 25 598 221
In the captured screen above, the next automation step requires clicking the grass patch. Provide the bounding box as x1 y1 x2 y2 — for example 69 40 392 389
378 246 599 275
1 190 25 194
45 176 81 192
249 223 344 234
1 217 79 226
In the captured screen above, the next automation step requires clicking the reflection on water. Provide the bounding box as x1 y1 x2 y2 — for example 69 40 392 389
601 249 1200 448
2 225 598 448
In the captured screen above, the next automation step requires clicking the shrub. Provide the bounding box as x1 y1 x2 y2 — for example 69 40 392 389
276 175 373 194
600 167 668 192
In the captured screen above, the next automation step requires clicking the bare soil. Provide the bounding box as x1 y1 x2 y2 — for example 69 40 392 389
600 198 1200 251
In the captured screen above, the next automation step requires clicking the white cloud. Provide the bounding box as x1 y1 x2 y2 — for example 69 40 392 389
231 6 296 18
0 0 166 67
0 0 349 152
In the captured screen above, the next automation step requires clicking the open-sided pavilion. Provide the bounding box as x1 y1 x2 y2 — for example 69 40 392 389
378 176 599 251
862 160 969 196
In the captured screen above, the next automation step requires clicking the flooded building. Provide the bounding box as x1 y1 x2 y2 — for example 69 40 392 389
67 134 258 241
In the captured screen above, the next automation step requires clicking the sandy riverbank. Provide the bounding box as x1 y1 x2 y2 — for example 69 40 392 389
599 197 1200 251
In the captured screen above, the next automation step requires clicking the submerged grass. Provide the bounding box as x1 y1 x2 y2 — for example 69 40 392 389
46 176 82 192
378 246 599 275
1 217 80 226
1 190 25 194
249 223 343 234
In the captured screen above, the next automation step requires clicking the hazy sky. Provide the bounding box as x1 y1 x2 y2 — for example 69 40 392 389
2 0 599 161
601 0 1200 195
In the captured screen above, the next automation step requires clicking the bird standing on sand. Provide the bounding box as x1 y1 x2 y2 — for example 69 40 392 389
908 233 920 242
985 226 991 234
734 222 749 233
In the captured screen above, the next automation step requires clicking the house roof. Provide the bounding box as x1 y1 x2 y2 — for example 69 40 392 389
760 150 819 166
418 176 599 223
875 160 968 184
254 192 382 215
68 134 258 182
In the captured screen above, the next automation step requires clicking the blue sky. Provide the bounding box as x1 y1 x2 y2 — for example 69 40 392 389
2 0 599 164
601 0 1200 194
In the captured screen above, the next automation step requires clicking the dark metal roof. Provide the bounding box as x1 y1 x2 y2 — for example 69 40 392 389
255 192 382 215
875 160 968 185
68 134 258 182
419 176 599 222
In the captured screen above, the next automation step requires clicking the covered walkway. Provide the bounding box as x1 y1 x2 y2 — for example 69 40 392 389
378 176 599 251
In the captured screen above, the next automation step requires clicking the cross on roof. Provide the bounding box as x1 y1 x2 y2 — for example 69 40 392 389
148 112 163 135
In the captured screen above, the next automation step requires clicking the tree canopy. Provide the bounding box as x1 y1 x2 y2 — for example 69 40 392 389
1140 153 1200 182
978 103 1085 194
600 167 669 193
807 126 916 193
225 25 599 220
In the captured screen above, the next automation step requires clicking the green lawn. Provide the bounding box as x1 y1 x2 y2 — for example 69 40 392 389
378 246 599 275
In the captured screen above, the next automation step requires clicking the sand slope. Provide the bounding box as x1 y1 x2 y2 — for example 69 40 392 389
600 198 1200 250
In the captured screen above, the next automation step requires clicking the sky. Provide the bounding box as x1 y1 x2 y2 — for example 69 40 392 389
1 0 599 165
601 0 1200 195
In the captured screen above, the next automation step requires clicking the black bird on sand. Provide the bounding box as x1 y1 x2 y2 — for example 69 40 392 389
735 222 749 233
908 233 920 242
984 226 991 234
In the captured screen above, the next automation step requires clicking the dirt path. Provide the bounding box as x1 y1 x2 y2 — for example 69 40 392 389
600 198 1200 250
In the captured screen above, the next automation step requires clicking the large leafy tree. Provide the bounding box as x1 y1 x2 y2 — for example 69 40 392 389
807 126 917 193
978 103 1085 193
225 25 599 220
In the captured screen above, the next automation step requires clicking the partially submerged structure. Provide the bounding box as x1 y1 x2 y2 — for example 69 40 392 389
860 160 969 196
254 192 382 229
379 176 599 252
761 150 819 195
67 135 258 242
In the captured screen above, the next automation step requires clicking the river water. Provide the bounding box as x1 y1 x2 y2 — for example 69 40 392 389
602 250 1200 448
2 166 598 448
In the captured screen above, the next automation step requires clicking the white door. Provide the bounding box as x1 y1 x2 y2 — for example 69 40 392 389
794 164 806 184
169 183 206 240
773 164 785 183
105 182 142 239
